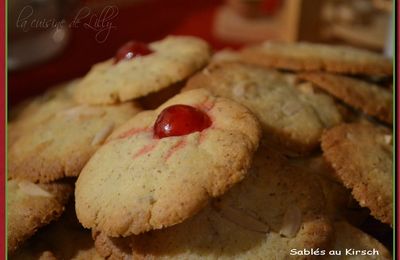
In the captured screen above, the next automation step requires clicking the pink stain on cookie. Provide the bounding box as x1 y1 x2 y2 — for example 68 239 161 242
132 141 158 159
198 131 207 144
196 96 216 112
200 100 215 111
165 138 187 161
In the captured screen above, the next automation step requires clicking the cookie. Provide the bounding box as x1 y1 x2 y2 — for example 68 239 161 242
185 62 342 153
75 88 261 237
298 72 393 124
240 41 392 76
8 101 141 183
7 179 73 253
8 80 79 147
321 123 393 225
290 156 353 221
10 204 103 260
75 36 211 104
329 221 391 259
93 147 333 259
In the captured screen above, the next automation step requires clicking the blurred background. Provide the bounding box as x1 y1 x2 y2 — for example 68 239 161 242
8 0 393 105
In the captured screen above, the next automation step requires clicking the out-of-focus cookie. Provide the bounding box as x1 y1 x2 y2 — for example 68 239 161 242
298 72 392 124
8 80 79 147
321 123 392 226
75 36 211 104
8 102 141 183
10 204 103 260
93 147 332 259
185 62 342 154
75 88 261 237
241 41 392 76
328 221 391 259
7 179 73 254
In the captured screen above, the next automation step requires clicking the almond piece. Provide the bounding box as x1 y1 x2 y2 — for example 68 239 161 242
280 205 302 238
91 122 115 146
18 181 53 198
59 105 105 119
215 203 269 233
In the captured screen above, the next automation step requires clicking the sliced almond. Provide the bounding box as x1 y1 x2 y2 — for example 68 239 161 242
91 122 114 146
59 105 105 119
298 82 314 95
18 181 53 198
215 202 269 233
280 205 302 238
232 84 245 97
383 134 392 145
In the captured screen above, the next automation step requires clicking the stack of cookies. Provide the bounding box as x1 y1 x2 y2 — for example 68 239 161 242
8 36 393 259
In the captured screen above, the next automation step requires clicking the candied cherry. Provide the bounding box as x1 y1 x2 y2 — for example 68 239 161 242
114 41 153 64
154 105 212 139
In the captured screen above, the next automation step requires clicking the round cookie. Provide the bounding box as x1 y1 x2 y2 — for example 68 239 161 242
321 123 393 226
328 221 391 259
75 36 211 104
185 62 342 154
298 72 393 124
240 41 393 76
93 147 333 259
7 179 73 253
75 88 261 237
8 100 141 183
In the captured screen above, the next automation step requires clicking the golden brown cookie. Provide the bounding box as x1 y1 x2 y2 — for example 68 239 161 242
241 41 392 76
8 101 141 183
328 221 391 259
75 88 261 237
321 123 392 226
75 36 211 104
7 179 73 253
93 147 333 259
298 72 392 124
185 62 342 154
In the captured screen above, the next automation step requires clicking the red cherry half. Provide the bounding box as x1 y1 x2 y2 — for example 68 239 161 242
154 105 212 139
114 41 153 64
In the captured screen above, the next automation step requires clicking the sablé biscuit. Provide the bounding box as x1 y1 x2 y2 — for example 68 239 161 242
75 88 261 237
93 147 332 259
298 72 393 124
321 123 392 226
7 179 73 254
329 221 391 260
8 101 141 183
185 62 342 153
241 41 392 76
75 36 211 104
